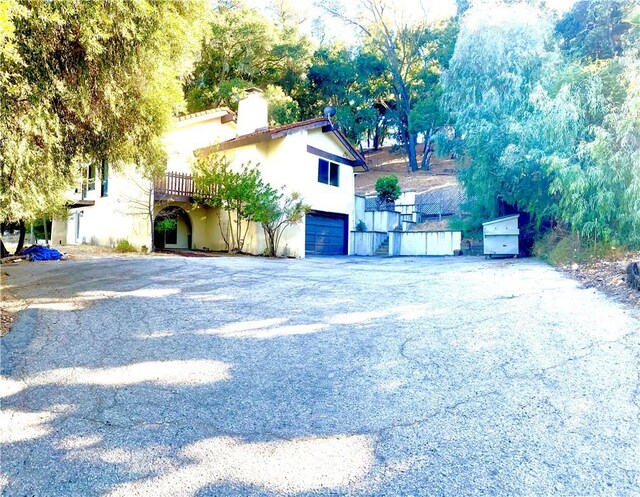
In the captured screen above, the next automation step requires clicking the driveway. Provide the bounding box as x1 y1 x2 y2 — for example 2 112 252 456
1 255 639 496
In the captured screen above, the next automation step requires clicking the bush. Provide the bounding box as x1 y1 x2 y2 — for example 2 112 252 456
375 175 401 204
355 219 367 231
114 239 137 253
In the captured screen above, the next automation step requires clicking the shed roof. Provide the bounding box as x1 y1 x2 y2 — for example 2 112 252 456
482 214 520 225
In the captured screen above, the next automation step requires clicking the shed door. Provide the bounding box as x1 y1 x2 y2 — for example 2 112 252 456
305 212 348 255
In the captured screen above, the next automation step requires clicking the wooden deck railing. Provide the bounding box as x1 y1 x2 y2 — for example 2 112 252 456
154 172 215 201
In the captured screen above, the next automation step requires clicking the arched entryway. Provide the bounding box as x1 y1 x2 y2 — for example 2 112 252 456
154 206 192 250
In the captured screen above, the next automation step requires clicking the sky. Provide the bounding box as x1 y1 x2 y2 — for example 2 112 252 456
246 0 579 45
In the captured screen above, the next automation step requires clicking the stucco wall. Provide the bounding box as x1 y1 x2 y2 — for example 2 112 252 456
164 114 236 175
52 165 152 251
351 231 388 256
220 128 359 257
389 231 462 256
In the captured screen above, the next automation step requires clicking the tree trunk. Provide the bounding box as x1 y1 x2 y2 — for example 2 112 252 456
14 220 26 255
420 128 434 171
43 218 49 244
406 133 418 172
0 239 9 258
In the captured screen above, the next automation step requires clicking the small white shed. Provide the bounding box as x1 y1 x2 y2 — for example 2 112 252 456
483 214 520 257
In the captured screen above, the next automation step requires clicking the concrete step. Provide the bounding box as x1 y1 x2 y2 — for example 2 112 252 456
374 238 389 256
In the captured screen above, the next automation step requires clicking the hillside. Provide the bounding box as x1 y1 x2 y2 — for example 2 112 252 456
355 146 460 195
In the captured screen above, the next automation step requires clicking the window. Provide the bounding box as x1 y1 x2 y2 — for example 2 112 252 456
100 159 108 197
317 159 339 187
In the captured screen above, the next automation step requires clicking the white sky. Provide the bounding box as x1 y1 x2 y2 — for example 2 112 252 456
247 0 579 45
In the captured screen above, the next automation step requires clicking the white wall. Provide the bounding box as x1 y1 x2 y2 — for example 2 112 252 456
164 113 236 174
52 165 152 251
351 231 388 256
363 211 401 232
389 231 462 256
221 128 359 257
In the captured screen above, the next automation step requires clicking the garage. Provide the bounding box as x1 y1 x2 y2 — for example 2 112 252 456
305 212 348 255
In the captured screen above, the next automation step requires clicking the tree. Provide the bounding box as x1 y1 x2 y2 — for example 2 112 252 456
184 1 311 118
257 191 310 257
556 0 633 61
322 0 456 171
302 44 389 148
193 155 278 253
443 3 562 225
1 0 207 253
375 175 401 204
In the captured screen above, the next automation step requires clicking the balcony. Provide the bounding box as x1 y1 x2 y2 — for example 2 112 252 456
154 172 215 203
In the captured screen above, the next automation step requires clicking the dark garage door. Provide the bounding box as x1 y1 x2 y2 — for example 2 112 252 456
305 212 348 255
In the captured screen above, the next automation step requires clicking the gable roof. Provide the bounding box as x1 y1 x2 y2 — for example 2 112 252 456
193 117 368 170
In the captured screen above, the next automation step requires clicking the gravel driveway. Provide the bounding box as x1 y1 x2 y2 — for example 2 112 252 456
1 255 639 496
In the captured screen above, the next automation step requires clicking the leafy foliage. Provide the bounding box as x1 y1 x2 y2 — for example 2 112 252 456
1 0 207 227
184 0 311 123
375 175 401 204
443 0 640 249
194 155 279 252
256 192 310 257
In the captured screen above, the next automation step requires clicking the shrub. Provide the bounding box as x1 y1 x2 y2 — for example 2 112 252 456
115 239 137 253
533 229 623 265
355 219 367 232
375 175 401 204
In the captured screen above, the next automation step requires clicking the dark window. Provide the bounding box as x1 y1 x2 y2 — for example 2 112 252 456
318 159 339 187
100 160 108 197
88 163 95 190
318 159 329 184
329 162 339 186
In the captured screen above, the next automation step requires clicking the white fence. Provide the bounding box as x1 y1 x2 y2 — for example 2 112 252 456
389 231 462 256
351 231 388 256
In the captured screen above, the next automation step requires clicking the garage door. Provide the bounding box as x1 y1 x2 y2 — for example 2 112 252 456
305 212 348 255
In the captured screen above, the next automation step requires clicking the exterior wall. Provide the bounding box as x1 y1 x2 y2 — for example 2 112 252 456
351 231 388 256
164 115 236 174
363 210 401 232
389 231 462 256
354 195 366 224
154 202 226 251
51 165 152 251
220 128 359 257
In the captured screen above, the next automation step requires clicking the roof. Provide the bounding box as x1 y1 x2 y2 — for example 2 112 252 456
194 118 368 170
175 107 235 124
482 214 520 225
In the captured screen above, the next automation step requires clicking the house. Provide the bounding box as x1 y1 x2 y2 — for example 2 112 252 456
51 90 368 257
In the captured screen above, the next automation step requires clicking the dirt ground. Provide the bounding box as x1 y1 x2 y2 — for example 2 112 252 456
559 252 640 307
356 146 459 195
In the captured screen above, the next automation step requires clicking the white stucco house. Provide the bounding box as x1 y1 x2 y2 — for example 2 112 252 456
52 90 368 257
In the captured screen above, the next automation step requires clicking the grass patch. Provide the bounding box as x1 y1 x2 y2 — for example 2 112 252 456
533 230 626 265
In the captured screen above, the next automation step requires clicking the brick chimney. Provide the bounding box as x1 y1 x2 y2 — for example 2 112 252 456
236 88 268 136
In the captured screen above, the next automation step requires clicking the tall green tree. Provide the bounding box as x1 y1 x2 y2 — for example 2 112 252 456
303 44 388 148
443 3 563 224
1 0 207 253
323 0 456 171
184 0 311 123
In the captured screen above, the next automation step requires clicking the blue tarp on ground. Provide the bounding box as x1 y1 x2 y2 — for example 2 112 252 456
19 245 63 261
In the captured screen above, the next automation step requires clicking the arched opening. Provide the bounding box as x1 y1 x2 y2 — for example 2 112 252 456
154 206 192 250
